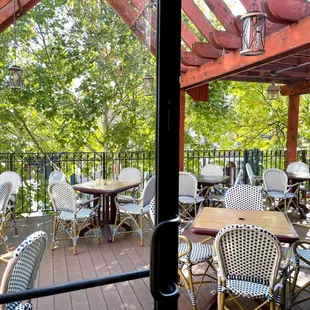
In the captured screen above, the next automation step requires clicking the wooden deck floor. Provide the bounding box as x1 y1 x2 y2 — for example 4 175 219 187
0 216 310 309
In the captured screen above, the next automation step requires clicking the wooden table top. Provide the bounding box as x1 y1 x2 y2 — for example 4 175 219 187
195 175 229 186
73 180 140 195
191 208 299 244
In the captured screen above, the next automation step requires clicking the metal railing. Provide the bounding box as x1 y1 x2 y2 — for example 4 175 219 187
1 149 309 214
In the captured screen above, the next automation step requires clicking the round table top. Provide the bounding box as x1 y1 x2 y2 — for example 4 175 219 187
286 171 310 182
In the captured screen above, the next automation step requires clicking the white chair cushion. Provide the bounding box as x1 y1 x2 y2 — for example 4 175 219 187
179 195 204 204
59 208 93 221
118 203 149 215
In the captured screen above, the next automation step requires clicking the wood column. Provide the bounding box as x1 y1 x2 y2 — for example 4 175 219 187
286 95 300 168
179 89 185 171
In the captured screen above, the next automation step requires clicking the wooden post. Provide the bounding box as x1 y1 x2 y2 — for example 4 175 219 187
286 95 300 168
179 89 185 171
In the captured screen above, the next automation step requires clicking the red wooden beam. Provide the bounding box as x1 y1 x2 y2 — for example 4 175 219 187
181 19 200 50
203 0 236 34
209 30 240 50
182 0 214 41
181 16 310 89
192 42 225 59
281 81 310 96
186 84 209 101
181 52 211 66
179 90 186 171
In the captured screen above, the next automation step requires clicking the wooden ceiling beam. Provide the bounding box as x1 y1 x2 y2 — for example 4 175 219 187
181 52 211 66
182 0 214 41
223 76 297 83
181 16 310 89
203 0 237 34
281 81 310 95
192 42 227 59
209 30 240 50
0 0 10 10
264 0 310 23
181 19 200 50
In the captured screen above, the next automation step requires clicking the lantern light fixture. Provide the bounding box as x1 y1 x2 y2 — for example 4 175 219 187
8 0 23 89
240 0 267 56
266 81 280 100
143 73 154 96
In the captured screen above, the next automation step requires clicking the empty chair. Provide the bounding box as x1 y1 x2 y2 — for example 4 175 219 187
0 182 13 252
263 168 298 212
113 175 155 246
287 162 309 173
179 172 204 221
225 184 264 210
0 231 47 310
116 167 142 203
0 171 21 235
149 198 216 310
48 181 100 254
245 163 263 186
48 170 67 184
201 163 223 176
215 224 285 309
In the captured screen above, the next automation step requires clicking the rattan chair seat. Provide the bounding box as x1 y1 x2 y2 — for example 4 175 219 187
178 242 213 264
226 279 269 299
59 208 94 221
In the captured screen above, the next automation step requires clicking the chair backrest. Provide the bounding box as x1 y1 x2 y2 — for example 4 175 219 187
245 163 256 186
263 168 288 193
201 164 223 176
48 181 77 213
118 167 141 183
141 176 156 208
48 170 67 184
179 172 198 197
0 171 21 196
225 184 264 210
149 197 156 225
234 169 243 185
287 162 309 173
0 182 13 214
0 231 47 310
214 224 282 289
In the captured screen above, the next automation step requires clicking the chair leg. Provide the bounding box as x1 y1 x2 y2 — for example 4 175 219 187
73 221 78 255
1 216 8 253
95 215 100 245
139 215 144 247
51 216 58 251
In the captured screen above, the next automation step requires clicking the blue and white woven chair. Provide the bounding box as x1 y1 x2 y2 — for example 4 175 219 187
214 224 285 310
149 198 216 310
246 163 263 186
179 172 204 221
113 176 155 246
0 172 21 235
48 170 67 184
263 168 298 213
0 182 13 252
48 181 100 255
225 184 265 211
115 167 142 204
0 231 47 310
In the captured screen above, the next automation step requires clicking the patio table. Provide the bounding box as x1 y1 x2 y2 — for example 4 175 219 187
195 175 229 195
73 180 140 242
191 207 298 309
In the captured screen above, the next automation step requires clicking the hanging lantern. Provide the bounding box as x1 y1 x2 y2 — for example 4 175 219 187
266 82 280 100
8 65 23 89
240 0 267 56
143 74 154 96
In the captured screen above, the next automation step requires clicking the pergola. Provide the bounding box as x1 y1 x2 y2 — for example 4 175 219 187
2 0 310 169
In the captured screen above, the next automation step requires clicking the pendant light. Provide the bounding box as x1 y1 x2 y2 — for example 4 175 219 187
240 0 267 56
266 81 280 100
8 0 23 89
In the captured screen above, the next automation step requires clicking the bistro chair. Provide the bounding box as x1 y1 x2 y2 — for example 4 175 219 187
263 168 298 213
0 182 13 252
225 184 264 211
245 163 263 186
214 224 285 310
149 198 216 310
0 171 21 235
116 167 142 204
0 231 47 310
204 170 243 208
179 172 204 221
48 181 100 255
113 175 155 246
48 170 67 184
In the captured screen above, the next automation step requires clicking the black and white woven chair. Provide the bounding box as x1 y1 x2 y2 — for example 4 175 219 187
0 182 13 253
245 163 263 186
0 172 21 235
214 224 285 310
115 167 142 204
48 181 100 255
225 184 264 211
263 168 298 213
0 231 47 310
48 170 67 184
149 198 216 310
113 176 155 246
179 172 204 221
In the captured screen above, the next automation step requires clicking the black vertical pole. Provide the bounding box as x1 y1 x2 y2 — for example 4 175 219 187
152 0 181 309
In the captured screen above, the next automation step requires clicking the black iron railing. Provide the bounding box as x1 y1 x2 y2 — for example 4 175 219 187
0 149 309 214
